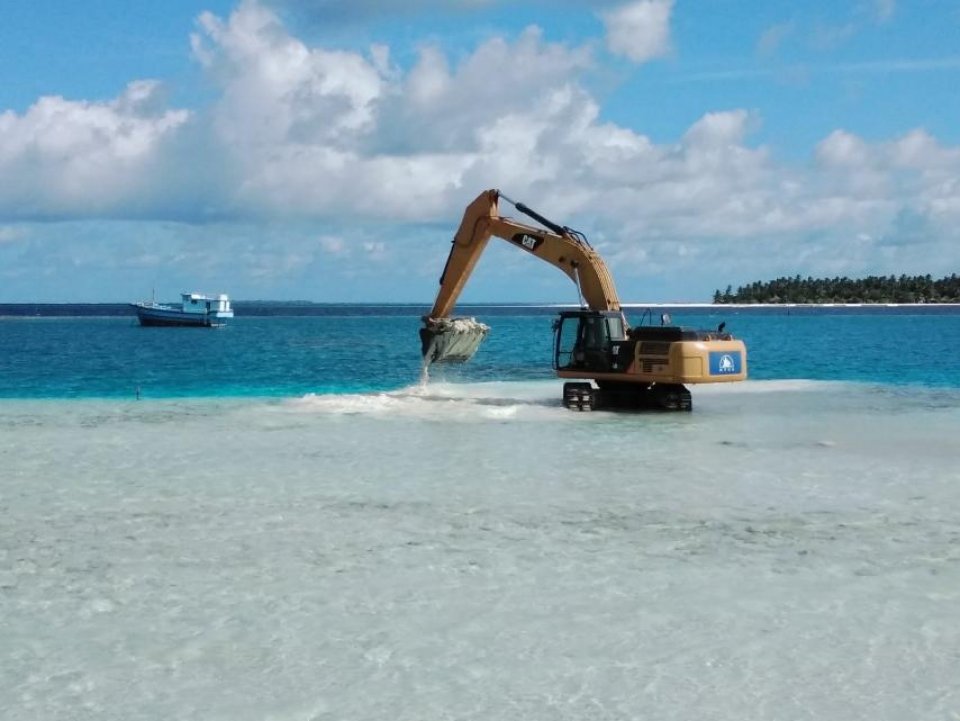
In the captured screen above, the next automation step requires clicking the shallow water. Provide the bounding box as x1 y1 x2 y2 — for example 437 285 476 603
2 379 959 720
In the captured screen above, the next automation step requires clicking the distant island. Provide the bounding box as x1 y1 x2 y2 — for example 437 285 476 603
714 274 960 304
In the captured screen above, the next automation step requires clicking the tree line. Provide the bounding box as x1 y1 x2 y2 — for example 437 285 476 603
714 274 960 304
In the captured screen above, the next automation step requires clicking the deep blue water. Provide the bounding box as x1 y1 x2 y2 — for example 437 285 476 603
2 306 960 398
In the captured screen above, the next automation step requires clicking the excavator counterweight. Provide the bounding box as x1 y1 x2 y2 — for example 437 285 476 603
420 189 748 410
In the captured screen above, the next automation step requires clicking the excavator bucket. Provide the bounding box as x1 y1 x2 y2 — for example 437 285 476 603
420 317 490 364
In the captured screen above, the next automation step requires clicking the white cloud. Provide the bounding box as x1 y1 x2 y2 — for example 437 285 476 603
816 130 872 168
3 0 960 297
0 81 190 218
393 27 592 157
186 4 596 219
192 1 385 149
601 0 674 63
683 110 754 147
888 129 960 169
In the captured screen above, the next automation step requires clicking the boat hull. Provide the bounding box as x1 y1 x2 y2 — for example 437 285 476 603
132 304 231 328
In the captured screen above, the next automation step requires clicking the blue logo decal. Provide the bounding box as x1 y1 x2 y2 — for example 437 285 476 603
709 351 742 375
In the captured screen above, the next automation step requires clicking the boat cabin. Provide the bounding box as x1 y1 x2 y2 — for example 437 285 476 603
180 293 232 315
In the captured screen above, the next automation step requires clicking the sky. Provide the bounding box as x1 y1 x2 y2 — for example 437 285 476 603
1 0 959 303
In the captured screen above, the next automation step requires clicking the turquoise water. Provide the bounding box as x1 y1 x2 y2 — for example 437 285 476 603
3 308 960 398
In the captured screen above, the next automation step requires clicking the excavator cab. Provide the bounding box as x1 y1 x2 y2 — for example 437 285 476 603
553 310 627 372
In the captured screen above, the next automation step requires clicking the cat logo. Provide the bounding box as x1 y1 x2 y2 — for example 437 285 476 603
511 233 544 252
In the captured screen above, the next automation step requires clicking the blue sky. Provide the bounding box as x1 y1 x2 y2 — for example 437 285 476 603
1 0 959 303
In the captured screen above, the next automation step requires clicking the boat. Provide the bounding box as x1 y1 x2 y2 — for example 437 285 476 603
131 292 234 327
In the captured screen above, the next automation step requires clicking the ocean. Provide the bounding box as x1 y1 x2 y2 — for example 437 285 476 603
2 306 959 720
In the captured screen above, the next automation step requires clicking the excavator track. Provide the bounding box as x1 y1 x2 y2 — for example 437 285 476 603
562 382 596 411
563 381 692 412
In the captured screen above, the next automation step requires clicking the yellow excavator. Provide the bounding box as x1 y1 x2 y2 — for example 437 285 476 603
420 189 747 411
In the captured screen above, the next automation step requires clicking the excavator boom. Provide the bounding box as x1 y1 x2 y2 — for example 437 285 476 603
428 190 619 319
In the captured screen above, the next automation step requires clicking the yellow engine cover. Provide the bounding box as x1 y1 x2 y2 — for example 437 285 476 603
657 339 747 384
556 338 747 385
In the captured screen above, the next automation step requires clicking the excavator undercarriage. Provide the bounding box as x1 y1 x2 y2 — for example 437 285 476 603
562 381 692 412
551 309 744 411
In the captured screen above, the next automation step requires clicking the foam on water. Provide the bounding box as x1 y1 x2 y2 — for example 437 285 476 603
2 380 959 720
291 379 571 423
289 379 865 423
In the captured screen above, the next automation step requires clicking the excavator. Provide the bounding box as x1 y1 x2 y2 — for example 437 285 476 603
419 189 747 411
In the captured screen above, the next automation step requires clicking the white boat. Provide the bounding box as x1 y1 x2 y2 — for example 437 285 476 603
131 292 234 327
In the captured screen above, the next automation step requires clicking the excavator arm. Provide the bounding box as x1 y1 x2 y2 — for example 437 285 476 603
428 189 621 318
421 189 621 363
